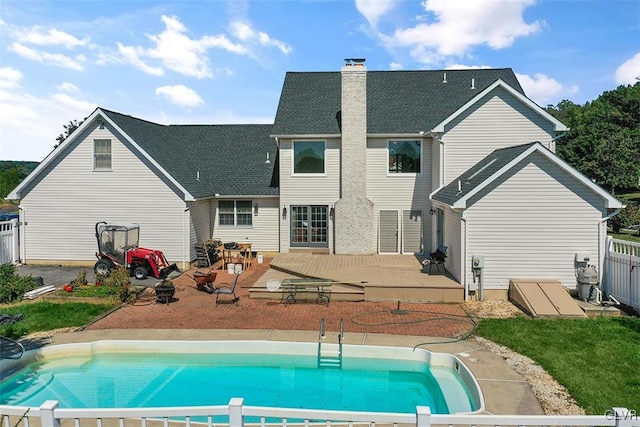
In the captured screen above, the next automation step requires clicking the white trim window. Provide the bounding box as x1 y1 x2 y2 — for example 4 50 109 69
388 140 421 174
94 139 112 170
219 200 253 227
293 141 326 175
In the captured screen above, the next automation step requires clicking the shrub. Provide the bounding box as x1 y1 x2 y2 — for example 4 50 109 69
0 264 37 303
104 267 137 303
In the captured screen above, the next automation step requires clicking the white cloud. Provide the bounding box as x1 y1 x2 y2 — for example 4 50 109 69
229 21 292 55
389 62 403 70
57 82 80 93
355 0 397 27
0 83 97 161
117 43 165 76
15 26 89 49
446 64 492 70
9 42 84 71
155 85 204 108
0 67 23 89
615 52 640 85
117 15 250 79
516 72 579 105
381 0 542 65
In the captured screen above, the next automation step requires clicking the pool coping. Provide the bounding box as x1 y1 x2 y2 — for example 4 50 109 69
22 328 545 416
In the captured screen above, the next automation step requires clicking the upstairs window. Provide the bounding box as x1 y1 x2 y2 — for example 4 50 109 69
388 140 421 174
293 141 325 174
94 139 112 170
219 200 253 227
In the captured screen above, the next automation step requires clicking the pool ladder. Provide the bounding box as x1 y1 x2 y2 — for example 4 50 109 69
317 318 343 368
0 335 25 360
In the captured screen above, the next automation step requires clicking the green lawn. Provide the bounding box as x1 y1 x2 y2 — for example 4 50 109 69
609 232 640 243
476 316 640 414
0 301 116 339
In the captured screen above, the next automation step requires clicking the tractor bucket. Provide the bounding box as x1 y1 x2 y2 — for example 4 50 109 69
160 263 181 279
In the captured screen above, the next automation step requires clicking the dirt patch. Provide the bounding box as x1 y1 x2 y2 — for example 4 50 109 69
464 299 526 319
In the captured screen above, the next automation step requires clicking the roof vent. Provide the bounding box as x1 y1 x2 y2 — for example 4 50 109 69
471 78 475 90
197 171 200 181
443 72 447 83
265 152 271 164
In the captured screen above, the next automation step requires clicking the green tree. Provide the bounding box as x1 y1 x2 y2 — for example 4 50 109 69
55 118 84 148
550 82 640 194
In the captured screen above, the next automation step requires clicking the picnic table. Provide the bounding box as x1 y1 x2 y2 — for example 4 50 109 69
281 278 332 305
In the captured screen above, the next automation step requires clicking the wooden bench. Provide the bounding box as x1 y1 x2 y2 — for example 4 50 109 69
281 278 332 305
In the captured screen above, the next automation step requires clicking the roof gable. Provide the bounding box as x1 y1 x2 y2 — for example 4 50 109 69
273 68 526 136
431 142 623 210
431 79 567 133
8 108 278 201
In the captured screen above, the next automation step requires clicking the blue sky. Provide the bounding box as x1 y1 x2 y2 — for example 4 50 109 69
1 0 639 161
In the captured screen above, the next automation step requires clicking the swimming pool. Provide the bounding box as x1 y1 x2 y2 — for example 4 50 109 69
0 340 484 414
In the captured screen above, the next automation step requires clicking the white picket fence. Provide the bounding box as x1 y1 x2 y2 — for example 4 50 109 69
0 218 19 265
1 400 638 427
603 237 640 312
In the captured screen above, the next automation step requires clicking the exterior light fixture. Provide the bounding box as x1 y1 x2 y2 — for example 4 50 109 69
254 203 259 216
429 208 436 216
282 206 287 220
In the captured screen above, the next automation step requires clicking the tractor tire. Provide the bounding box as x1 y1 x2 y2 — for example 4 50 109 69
133 265 148 280
94 259 114 276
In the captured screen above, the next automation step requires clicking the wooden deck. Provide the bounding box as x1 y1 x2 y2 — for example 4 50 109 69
250 253 464 303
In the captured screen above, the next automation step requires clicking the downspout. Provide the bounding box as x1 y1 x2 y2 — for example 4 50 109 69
550 130 567 152
183 205 191 271
18 205 25 264
599 208 623 284
461 212 468 301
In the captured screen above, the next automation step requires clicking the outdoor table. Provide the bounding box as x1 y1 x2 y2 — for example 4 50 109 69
281 278 331 305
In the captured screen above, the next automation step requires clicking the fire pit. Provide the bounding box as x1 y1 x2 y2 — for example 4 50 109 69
154 280 176 304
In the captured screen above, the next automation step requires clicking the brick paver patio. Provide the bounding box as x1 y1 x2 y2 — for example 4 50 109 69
86 259 476 338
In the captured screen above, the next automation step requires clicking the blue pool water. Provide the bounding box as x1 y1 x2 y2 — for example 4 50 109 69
0 346 479 414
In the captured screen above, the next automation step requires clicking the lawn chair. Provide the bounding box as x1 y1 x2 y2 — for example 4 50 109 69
425 245 448 275
213 273 240 305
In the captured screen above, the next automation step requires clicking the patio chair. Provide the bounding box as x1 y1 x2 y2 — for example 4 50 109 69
213 273 241 305
427 245 448 275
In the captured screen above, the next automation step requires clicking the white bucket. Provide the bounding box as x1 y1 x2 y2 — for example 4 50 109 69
227 263 235 274
257 254 264 264
234 264 243 274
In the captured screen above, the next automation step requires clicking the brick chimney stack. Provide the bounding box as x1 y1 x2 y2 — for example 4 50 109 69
334 58 376 254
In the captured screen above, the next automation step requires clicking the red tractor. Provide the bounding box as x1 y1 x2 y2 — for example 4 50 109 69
94 222 180 280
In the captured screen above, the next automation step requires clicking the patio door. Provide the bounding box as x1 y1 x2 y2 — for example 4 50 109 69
290 205 328 248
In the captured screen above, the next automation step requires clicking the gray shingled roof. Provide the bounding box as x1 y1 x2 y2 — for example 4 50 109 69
273 68 524 135
101 109 277 199
431 142 537 206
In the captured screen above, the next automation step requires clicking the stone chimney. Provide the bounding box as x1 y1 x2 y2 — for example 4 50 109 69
334 58 376 254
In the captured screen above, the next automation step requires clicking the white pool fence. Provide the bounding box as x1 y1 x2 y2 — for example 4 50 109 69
0 218 19 265
603 237 640 312
1 400 638 427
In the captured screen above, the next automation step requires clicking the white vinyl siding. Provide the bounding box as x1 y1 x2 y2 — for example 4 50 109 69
463 152 605 290
190 200 212 243
213 197 280 252
20 126 186 264
279 138 340 252
442 87 557 184
443 209 463 283
367 137 431 254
